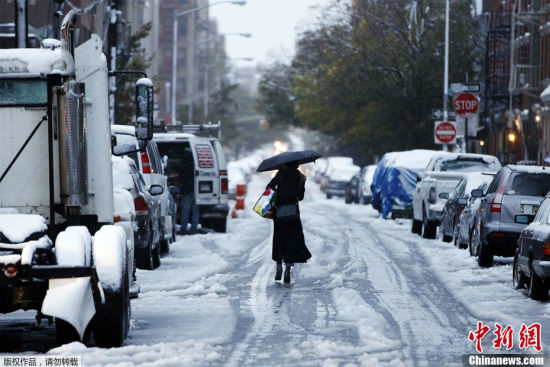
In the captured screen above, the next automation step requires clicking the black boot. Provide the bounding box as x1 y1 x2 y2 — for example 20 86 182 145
275 263 283 281
284 265 291 283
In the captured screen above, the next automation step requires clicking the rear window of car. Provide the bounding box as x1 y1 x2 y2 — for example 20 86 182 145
438 158 495 172
506 173 550 197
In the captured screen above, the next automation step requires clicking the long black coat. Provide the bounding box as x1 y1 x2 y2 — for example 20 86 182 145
267 168 311 263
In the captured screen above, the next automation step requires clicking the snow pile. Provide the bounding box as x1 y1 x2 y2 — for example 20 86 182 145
0 254 21 265
0 214 47 243
113 188 135 221
55 229 87 266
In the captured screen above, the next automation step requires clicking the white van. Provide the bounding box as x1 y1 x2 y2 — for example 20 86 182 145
154 132 229 232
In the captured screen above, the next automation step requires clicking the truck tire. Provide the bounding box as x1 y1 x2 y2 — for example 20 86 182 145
213 218 227 233
55 318 80 345
93 226 130 347
528 263 548 301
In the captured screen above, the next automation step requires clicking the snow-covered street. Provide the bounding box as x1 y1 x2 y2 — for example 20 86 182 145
2 172 550 366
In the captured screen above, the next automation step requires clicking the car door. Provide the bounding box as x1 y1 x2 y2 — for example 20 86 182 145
518 197 550 275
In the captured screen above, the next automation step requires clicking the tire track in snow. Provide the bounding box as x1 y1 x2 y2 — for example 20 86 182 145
328 203 476 366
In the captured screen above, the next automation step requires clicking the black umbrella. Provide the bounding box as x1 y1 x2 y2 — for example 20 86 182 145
256 150 322 172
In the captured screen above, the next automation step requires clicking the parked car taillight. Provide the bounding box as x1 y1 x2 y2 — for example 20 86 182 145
3 264 18 278
134 196 148 215
428 187 436 203
490 172 511 213
544 243 550 256
141 152 151 174
221 178 228 194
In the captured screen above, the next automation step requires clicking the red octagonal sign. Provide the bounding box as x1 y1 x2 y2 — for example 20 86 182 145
453 93 479 117
434 121 456 144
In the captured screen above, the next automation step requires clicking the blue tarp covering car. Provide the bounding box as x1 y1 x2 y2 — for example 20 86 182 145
371 150 437 219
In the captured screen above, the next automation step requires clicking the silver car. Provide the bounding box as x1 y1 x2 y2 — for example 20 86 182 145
471 165 550 267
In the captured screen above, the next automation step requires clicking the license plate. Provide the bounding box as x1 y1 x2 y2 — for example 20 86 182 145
522 204 538 215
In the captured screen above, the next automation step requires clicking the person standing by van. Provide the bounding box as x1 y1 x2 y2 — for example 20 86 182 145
178 148 199 235
266 162 312 283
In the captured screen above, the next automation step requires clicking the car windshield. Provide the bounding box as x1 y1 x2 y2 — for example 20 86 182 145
506 173 550 197
438 158 494 172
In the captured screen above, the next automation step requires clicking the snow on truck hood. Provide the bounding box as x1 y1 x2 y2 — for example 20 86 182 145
0 48 64 76
0 214 47 243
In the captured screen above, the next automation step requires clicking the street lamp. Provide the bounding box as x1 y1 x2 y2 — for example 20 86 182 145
171 0 246 125
195 32 252 47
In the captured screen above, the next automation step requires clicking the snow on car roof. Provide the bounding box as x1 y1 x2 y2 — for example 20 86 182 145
508 165 550 174
389 149 438 169
0 48 64 76
153 132 196 140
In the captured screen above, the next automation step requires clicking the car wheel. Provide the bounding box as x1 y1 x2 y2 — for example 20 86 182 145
477 238 493 267
453 224 466 249
411 219 422 235
152 243 161 269
326 194 332 199
422 208 436 239
468 228 475 257
513 255 527 290
528 263 548 301
136 242 154 270
345 195 351 204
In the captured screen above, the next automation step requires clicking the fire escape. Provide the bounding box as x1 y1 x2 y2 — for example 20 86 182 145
483 0 514 162
508 0 543 162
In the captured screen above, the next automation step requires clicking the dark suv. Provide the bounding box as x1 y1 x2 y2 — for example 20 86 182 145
471 165 550 267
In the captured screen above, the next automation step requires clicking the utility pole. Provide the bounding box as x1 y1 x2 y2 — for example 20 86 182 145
443 0 450 151
15 0 28 48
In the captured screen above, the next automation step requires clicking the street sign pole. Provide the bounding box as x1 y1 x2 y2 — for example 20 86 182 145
465 117 468 153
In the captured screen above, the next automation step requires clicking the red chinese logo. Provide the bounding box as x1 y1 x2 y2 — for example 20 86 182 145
519 323 542 352
468 322 542 353
468 321 491 353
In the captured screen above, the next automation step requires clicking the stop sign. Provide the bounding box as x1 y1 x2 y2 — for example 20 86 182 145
434 121 456 144
453 93 479 116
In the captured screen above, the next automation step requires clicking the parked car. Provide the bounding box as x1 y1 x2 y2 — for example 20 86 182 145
411 152 501 239
345 165 377 204
112 125 175 253
471 165 550 267
320 157 355 192
457 181 491 256
439 172 495 248
325 165 360 199
154 132 229 233
112 156 163 270
513 193 550 300
371 150 438 219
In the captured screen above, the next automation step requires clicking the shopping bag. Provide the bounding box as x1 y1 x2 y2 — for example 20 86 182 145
253 188 275 218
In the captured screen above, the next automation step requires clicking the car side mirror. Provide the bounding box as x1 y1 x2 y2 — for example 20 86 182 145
416 176 422 182
457 198 468 205
135 78 154 142
471 189 484 198
515 214 534 224
439 192 449 199
149 184 164 196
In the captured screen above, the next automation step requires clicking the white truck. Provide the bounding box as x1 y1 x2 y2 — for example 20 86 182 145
154 123 229 233
0 11 155 347
411 152 501 239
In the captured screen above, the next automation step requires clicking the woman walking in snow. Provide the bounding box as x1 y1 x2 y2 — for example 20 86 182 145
266 162 312 283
